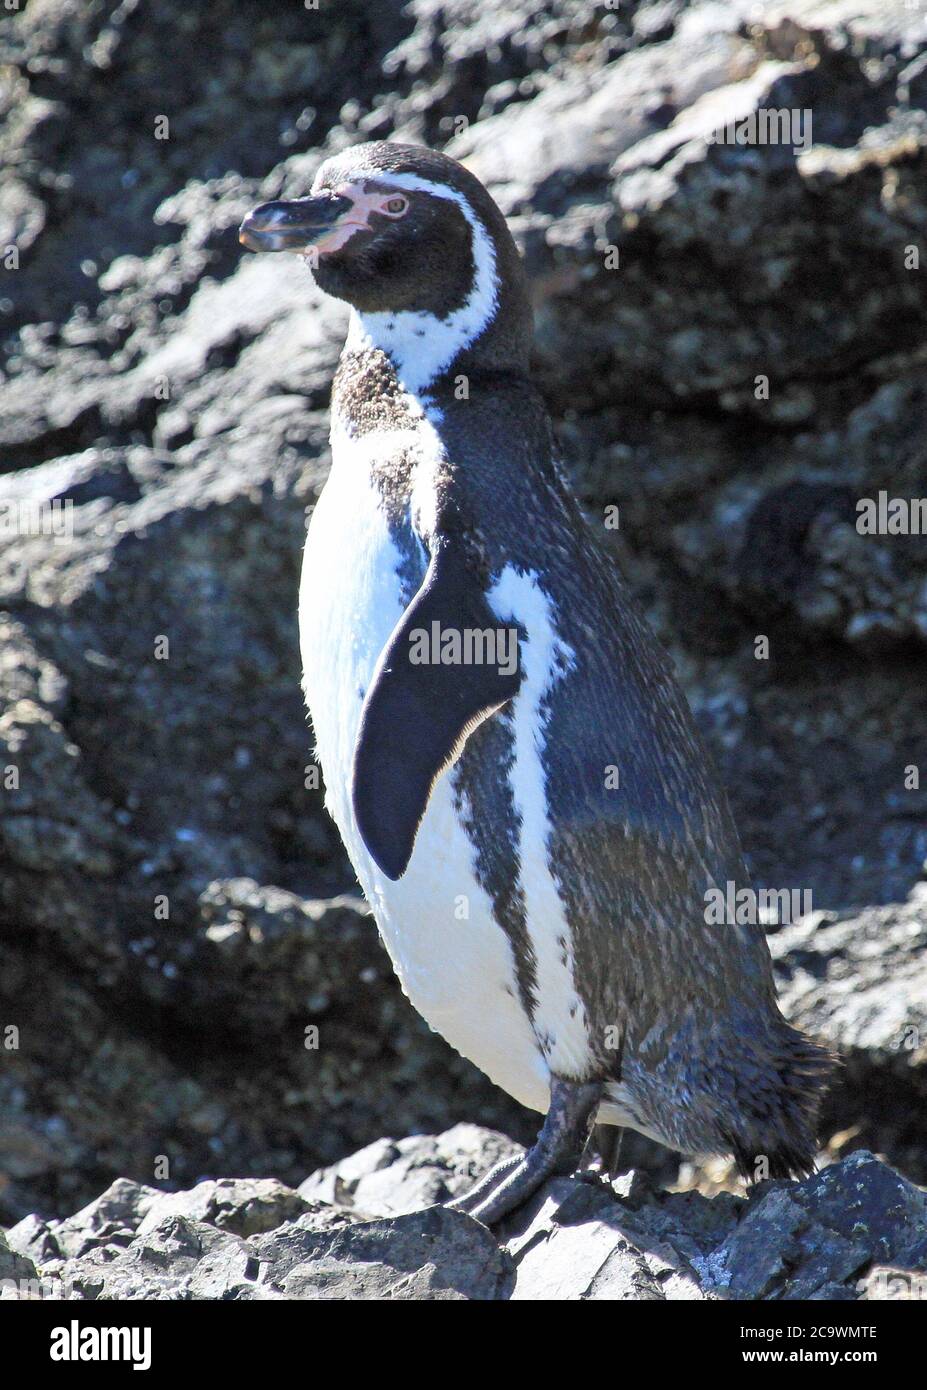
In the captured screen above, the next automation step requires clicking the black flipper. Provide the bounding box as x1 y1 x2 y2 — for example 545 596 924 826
351 537 522 880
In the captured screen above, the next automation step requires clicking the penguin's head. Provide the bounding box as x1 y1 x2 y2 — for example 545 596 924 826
240 142 531 382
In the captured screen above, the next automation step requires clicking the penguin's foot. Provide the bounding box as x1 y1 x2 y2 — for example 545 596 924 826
447 1077 602 1226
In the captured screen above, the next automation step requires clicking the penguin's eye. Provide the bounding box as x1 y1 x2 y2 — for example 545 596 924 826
383 196 409 217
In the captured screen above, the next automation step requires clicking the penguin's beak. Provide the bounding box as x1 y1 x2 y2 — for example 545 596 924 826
238 194 354 253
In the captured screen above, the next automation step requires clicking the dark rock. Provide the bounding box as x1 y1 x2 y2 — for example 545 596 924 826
4 1212 61 1266
703 1150 927 1301
298 1123 523 1215
709 1186 866 1301
275 1207 514 1301
772 901 927 1181
0 891 527 1226
49 1177 162 1259
135 1178 311 1239
504 1177 708 1301
0 1228 38 1289
788 1150 927 1269
65 1216 251 1301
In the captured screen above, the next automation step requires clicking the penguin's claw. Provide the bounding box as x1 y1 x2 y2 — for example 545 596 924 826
447 1077 603 1226
592 1122 626 1180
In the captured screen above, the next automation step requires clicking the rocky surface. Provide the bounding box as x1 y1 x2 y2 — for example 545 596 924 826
3 1126 926 1300
1 0 926 1277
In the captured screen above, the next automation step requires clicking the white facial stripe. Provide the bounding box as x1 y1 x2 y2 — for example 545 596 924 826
341 171 500 394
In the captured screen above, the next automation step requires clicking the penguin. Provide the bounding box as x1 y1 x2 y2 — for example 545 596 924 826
239 142 833 1224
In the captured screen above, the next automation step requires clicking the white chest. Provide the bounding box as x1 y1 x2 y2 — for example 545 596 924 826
298 426 549 1114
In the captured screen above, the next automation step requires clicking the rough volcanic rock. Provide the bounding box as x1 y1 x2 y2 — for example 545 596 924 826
0 1227 38 1288
0 0 412 331
772 898 927 1182
3 1130 925 1300
0 879 531 1227
298 1123 525 1215
1 0 926 1228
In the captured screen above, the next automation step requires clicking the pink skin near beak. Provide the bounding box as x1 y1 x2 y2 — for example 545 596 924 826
309 182 406 256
